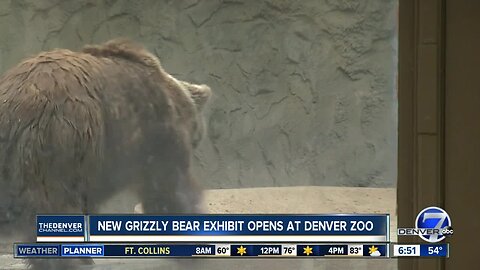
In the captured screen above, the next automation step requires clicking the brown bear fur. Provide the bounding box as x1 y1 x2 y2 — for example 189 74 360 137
0 38 211 269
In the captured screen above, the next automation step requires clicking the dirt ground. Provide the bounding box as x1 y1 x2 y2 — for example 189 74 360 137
0 186 397 270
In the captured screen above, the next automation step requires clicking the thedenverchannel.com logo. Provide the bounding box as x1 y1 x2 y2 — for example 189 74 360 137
397 206 454 243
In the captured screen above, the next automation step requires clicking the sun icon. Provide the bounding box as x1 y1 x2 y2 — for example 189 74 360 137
303 246 313 256
369 245 378 254
237 245 247 256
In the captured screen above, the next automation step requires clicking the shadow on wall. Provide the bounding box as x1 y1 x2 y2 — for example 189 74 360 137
0 0 398 189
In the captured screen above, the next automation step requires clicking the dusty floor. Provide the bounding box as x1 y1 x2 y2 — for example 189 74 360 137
0 186 397 269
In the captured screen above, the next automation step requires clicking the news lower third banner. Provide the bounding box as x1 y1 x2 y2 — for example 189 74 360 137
36 214 389 242
15 243 393 258
37 214 390 243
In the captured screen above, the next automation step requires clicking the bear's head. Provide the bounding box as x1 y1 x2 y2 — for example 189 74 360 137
176 80 212 148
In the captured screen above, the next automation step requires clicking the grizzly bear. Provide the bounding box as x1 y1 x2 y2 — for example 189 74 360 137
0 38 211 269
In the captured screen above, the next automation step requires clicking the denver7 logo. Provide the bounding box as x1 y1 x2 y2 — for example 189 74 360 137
415 207 452 243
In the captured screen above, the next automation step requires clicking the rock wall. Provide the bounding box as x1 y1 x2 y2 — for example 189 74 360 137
0 0 398 188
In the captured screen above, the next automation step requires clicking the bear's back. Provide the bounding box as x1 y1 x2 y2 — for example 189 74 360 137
0 46 181 221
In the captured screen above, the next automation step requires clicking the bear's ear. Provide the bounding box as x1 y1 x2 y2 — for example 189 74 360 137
184 83 212 110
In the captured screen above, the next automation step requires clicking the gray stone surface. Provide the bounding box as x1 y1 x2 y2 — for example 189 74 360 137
0 0 398 189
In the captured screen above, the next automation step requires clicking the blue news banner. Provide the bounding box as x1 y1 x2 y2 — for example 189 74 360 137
15 243 391 258
36 214 390 242
17 214 394 258
15 243 450 258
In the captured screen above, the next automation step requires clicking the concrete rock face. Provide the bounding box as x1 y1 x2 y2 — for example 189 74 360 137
0 0 398 189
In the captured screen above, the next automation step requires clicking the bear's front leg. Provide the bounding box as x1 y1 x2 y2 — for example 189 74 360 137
140 167 203 214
